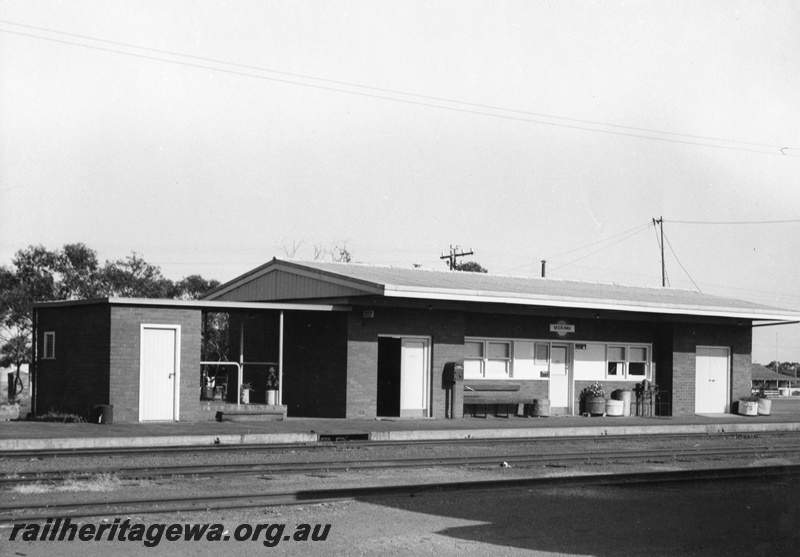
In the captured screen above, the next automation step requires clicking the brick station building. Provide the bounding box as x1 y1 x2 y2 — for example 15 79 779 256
32 259 798 422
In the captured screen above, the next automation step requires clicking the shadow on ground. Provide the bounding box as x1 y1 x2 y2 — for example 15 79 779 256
368 473 800 556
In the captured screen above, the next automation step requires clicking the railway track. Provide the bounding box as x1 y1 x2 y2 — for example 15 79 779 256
4 430 800 460
3 464 799 524
3 443 800 487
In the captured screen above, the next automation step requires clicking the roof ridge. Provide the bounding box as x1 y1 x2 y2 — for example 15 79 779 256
278 257 717 294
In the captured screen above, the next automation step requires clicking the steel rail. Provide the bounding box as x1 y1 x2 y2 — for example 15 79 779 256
2 464 800 524
4 430 800 460
4 444 800 487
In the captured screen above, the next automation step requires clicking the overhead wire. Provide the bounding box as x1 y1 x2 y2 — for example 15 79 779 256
549 223 653 271
1 21 798 157
667 218 800 225
663 232 702 292
544 221 652 261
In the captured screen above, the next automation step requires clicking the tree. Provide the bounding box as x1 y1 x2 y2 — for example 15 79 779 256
170 275 221 300
767 361 800 378
0 244 220 399
0 333 30 399
99 252 174 298
453 261 488 273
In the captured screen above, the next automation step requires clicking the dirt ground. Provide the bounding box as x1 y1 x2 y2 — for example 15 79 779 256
3 472 799 557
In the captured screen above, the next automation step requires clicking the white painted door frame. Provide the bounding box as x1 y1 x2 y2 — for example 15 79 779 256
695 346 730 414
139 324 181 421
548 343 572 414
379 335 431 418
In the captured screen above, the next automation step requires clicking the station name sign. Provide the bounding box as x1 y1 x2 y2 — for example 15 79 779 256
549 321 575 336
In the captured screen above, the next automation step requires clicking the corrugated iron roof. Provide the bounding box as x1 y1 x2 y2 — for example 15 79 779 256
751 364 797 382
271 259 798 320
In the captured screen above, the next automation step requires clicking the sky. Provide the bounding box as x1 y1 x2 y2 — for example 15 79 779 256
1 1 799 363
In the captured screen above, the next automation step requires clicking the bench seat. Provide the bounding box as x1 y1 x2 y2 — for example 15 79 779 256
463 381 529 417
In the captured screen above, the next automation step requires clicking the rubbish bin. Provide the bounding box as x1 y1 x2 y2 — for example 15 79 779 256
91 404 114 425
531 398 550 417
612 389 632 416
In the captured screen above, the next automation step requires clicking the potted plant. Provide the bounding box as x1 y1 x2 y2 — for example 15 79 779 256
737 394 759 416
580 382 606 416
201 369 214 400
265 367 279 406
240 382 253 404
755 389 772 416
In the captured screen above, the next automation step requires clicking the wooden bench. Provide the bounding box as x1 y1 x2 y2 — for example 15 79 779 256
463 381 529 417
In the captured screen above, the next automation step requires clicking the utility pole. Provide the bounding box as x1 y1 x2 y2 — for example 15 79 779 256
440 245 474 270
652 216 665 287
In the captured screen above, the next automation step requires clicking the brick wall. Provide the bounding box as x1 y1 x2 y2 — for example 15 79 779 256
345 306 465 419
110 306 201 422
35 305 110 419
670 321 752 416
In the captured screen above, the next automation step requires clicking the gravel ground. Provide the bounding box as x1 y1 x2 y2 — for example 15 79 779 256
4 432 800 474
3 434 800 556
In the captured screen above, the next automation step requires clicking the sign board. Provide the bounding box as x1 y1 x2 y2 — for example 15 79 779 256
549 321 575 337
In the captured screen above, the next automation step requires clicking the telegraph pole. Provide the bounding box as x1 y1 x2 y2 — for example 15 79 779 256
440 245 474 270
653 217 665 287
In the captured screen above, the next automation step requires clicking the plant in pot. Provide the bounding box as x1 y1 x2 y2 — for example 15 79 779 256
755 389 772 416
240 382 253 404
737 394 759 416
201 369 215 400
265 367 279 406
580 382 606 416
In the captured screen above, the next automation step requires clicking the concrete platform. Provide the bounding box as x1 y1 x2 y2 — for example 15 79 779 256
1 399 798 452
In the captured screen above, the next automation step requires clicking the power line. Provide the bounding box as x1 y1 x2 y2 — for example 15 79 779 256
1 23 798 157
663 232 701 292
550 225 652 271
667 218 800 225
2 19 795 154
544 222 652 261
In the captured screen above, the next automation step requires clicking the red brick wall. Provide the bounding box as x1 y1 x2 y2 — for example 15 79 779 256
669 321 752 416
35 305 110 419
345 306 466 419
110 306 201 422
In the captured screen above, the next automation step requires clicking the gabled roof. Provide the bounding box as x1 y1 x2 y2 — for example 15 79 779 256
203 258 800 321
751 364 797 382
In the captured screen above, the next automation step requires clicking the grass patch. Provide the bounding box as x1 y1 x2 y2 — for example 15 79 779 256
12 473 121 494
31 410 86 423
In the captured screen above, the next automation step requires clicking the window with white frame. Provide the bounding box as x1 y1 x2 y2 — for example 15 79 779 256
464 340 484 379
607 345 649 379
628 346 648 377
464 338 512 379
43 331 56 359
607 346 625 377
534 343 549 365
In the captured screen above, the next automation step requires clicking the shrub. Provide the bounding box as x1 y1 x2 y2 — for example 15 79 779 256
580 382 605 399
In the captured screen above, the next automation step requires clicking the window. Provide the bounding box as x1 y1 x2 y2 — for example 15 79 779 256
486 341 511 378
607 346 625 376
534 343 549 365
43 332 55 359
628 346 648 376
607 345 649 379
464 338 511 379
464 341 484 379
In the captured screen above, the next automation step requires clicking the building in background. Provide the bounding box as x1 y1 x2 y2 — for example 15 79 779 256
32 259 799 423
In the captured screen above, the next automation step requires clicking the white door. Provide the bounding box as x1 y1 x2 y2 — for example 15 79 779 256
140 326 180 421
400 339 429 417
695 347 729 413
549 345 570 412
